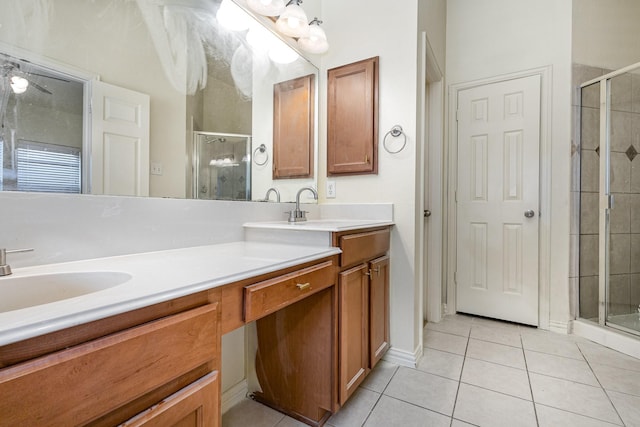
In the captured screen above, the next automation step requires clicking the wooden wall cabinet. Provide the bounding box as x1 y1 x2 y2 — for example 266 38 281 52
273 74 315 179
327 57 379 176
333 227 390 406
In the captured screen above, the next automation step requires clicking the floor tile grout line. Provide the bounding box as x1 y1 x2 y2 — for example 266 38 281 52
448 332 470 423
374 394 456 423
577 344 627 426
522 334 540 427
535 402 626 427
358 364 400 427
458 380 534 403
523 346 587 362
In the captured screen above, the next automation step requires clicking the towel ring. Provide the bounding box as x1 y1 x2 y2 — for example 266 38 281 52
253 144 268 166
383 125 407 154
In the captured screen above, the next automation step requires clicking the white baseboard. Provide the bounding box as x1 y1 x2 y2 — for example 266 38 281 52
383 345 423 368
548 320 569 334
221 380 248 415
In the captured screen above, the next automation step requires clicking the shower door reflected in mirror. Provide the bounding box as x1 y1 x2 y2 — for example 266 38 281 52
193 132 251 201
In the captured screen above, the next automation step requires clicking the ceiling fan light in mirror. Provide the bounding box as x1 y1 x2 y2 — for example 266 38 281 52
268 42 299 64
10 75 28 94
275 1 309 38
247 0 285 16
298 18 329 54
217 0 251 31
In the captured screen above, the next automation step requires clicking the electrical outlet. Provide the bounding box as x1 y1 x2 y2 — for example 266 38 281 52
326 181 336 198
150 162 163 176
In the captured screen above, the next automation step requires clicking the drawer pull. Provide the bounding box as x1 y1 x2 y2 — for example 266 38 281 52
296 282 311 290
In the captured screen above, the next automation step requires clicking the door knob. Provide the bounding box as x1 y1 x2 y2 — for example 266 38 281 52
424 210 431 218
524 210 535 218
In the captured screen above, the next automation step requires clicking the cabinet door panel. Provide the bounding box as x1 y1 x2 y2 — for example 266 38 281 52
327 57 379 176
0 304 218 426
273 74 315 179
369 256 390 368
122 372 219 427
339 264 369 405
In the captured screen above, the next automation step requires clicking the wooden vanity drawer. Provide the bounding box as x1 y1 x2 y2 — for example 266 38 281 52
244 260 334 322
339 228 390 268
0 303 219 426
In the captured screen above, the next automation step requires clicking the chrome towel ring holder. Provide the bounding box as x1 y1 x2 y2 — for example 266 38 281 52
253 144 268 166
383 125 406 154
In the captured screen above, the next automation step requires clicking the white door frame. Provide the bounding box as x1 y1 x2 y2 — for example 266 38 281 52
417 31 446 328
446 66 553 330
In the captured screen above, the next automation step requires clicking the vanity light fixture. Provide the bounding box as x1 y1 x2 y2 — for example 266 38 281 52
268 42 299 64
10 75 28 94
247 0 285 17
297 18 329 54
275 0 309 38
217 0 251 32
246 23 272 50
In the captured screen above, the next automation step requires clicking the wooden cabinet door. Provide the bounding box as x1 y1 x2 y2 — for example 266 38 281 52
369 256 390 368
273 74 315 179
339 264 369 405
122 372 219 427
327 57 379 176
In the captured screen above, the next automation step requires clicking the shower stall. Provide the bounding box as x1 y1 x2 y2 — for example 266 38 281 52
578 61 640 336
193 131 252 201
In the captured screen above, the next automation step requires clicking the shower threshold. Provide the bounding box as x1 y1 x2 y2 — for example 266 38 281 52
607 313 640 336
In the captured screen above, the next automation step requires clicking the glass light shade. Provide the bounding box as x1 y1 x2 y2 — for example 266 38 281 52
297 23 328 54
216 0 250 32
10 76 28 94
247 0 285 16
275 3 309 38
246 24 272 50
268 42 299 64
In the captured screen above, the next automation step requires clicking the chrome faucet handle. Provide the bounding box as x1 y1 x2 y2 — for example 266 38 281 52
0 248 34 277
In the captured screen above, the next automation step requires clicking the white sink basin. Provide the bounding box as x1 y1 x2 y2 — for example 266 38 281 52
0 271 132 313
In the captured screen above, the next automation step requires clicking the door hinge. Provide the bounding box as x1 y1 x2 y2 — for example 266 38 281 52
454 191 457 203
456 110 460 121
454 271 457 284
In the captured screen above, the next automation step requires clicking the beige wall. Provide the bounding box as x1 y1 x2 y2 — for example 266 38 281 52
573 0 640 70
319 0 422 356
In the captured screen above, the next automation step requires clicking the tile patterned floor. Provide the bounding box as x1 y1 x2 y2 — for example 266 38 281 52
223 314 640 427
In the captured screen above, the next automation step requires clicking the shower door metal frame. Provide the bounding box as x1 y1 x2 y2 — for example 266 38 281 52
581 60 640 334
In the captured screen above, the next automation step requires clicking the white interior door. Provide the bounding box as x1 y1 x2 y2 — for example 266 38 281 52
91 81 150 196
456 74 541 326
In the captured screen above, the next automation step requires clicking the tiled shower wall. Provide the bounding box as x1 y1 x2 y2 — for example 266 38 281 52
573 63 640 320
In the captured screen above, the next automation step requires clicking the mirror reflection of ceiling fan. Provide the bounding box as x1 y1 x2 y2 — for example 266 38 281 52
1 61 69 95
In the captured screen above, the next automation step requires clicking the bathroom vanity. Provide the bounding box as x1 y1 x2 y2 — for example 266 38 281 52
0 222 392 427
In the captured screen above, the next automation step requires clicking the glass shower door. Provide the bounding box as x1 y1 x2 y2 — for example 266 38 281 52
605 70 640 334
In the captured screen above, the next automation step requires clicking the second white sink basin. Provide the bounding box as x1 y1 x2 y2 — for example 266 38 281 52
0 271 132 313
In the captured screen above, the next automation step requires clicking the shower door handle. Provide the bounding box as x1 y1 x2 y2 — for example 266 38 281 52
524 210 535 218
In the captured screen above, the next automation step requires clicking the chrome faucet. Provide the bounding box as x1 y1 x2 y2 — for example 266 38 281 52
263 187 281 203
0 248 34 276
288 187 318 222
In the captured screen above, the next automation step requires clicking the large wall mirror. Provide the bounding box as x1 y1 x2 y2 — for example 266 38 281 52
0 0 319 203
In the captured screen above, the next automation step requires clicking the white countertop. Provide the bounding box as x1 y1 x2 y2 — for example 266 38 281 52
0 242 340 346
243 219 394 232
